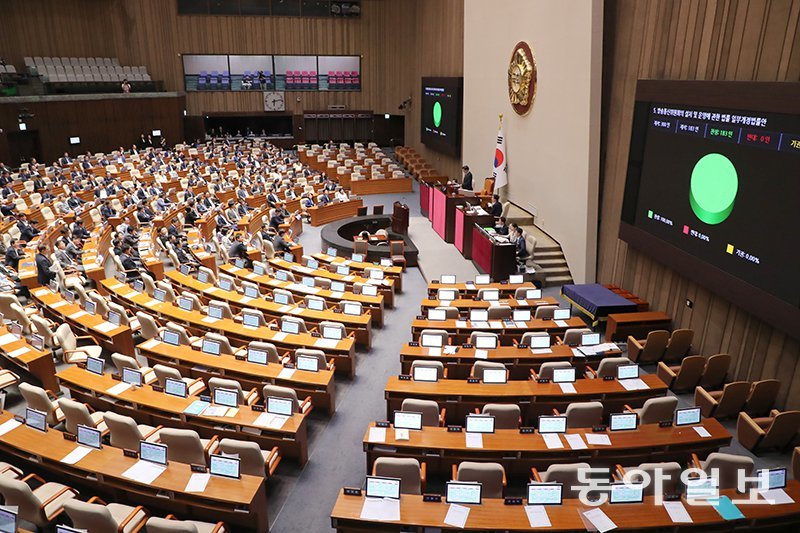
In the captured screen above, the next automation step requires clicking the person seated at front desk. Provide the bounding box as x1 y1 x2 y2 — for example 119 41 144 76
495 217 509 236
273 228 296 255
228 232 252 269
318 191 332 206
488 194 502 217
509 223 529 261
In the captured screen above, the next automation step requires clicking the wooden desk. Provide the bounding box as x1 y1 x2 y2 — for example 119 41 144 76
331 483 800 532
57 365 308 465
606 311 672 342
0 326 58 391
362 419 731 476
349 177 413 196
312 252 404 292
420 296 559 314
455 205 495 259
398 344 621 380
30 286 136 357
166 270 372 348
410 317 588 344
472 225 517 282
100 279 358 377
430 188 482 243
0 411 268 531
138 337 336 414
384 374 668 423
426 281 534 299
308 199 364 227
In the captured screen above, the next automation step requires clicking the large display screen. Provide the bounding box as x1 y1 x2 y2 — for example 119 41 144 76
421 77 463 157
620 81 800 337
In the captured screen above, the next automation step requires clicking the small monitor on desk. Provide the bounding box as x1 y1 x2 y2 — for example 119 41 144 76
336 265 350 276
530 335 550 349
685 477 718 500
234 259 246 269
161 329 180 346
86 356 104 375
475 275 490 285
242 312 261 328
381 258 393 267
179 264 191 275
49 279 59 293
393 411 423 431
538 415 567 434
208 305 224 319
307 298 325 311
758 468 787 491
267 396 293 416
438 288 458 301
327 247 337 256
369 269 384 280
153 288 167 302
140 441 168 466
527 482 563 505
247 348 269 365
107 310 122 326
30 333 45 351
0 507 17 533
302 276 315 287
210 454 241 479
133 279 145 293
526 289 542 300
351 253 364 263
77 424 102 449
552 367 576 383
197 270 210 283
617 364 639 380
513 309 531 322
253 264 265 276
177 297 193 312
474 335 497 350
553 309 571 320
446 481 482 504
508 274 523 284
331 281 346 293
276 270 289 281
482 368 507 384
64 290 75 304
307 259 319 269
283 252 294 262
465 414 495 433
366 476 401 500
296 354 319 372
202 338 221 355
470 309 489 322
412 366 438 382
122 367 142 387
581 332 601 346
609 412 638 431
420 333 443 348
343 302 361 316
675 407 702 427
322 325 343 340
428 308 446 321
244 285 260 299
84 300 96 315
440 274 457 284
481 289 500 302
165 377 188 398
609 482 645 504
273 292 290 305
361 284 378 296
25 407 47 432
218 278 233 291
213 387 238 408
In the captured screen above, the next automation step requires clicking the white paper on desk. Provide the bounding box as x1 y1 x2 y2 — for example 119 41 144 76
254 412 288 430
472 321 490 329
185 473 210 493
428 347 442 356
201 317 220 326
585 433 612 446
443 503 470 528
620 378 649 391
542 433 563 449
525 505 551 527
203 405 229 418
394 428 409 441
443 346 458 355
465 283 476 290
272 332 288 342
516 299 528 306
474 349 488 360
315 338 339 349
663 501 693 523
571 348 583 357
33 288 49 298
106 382 132 395
343 275 355 281
277 305 292 313
582 508 617 533
144 300 159 307
513 321 527 328
121 460 166 485
759 488 795 505
51 300 68 309
68 311 88 319
245 273 258 279
7 347 29 359
60 446 93 465
289 307 305 315
531 348 552 355
0 419 22 436
278 367 296 380
367 427 386 443
554 320 568 327
693 426 711 438
330 291 345 299
565 433 588 450
239 296 254 304
360 497 400 522
108 282 125 290
94 322 117 333
465 432 483 448
455 320 468 328
297 266 312 274
140 339 160 350
343 260 352 265
203 287 221 295
489 321 503 329
0 333 17 345
559 383 577 394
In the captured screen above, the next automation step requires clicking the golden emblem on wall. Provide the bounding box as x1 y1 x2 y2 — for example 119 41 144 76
507 41 537 116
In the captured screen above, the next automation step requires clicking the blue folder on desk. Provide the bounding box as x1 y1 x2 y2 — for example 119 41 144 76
711 496 745 521
183 400 210 416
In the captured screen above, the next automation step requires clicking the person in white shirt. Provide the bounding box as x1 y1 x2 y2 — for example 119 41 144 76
334 188 349 203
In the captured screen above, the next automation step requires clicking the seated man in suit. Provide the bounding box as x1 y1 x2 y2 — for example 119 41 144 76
119 245 141 279
511 224 529 260
461 165 474 191
136 205 154 224
272 229 295 255
494 216 510 235
488 194 503 218
35 243 57 286
4 239 23 271
16 214 39 243
228 233 252 268
318 191 331 206
185 200 200 226
54 239 82 273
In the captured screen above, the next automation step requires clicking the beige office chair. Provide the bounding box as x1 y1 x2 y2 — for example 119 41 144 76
630 396 678 425
165 321 200 345
63 497 148 533
694 452 754 490
272 288 294 304
0 475 79 527
410 360 445 380
533 362 573 380
145 516 229 533
54 323 103 364
58 398 108 435
140 272 157 296
234 341 286 363
87 291 110 317
453 462 506 498
534 305 559 320
617 461 682 496
737 410 800 453
262 384 312 415
108 301 140 331
744 379 781 417
373 457 425 495
158 428 219 465
111 353 155 383
470 361 507 381
201 332 235 355
563 401 604 429
314 276 332 290
662 329 694 363
482 404 521 429
520 331 550 346
627 330 669 364
560 328 592 346
198 266 218 285
400 398 445 427
0 462 22 479
179 291 205 312
207 300 234 320
338 300 363 316
433 306 458 319
152 364 206 395
18 382 64 426
419 329 449 346
590 356 632 379
208 377 258 406
0 369 18 392
487 305 512 320
30 314 58 349
103 411 161 450
657 355 705 392
136 311 161 340
281 316 308 333
532 462 592 499
239 308 267 327
470 331 499 347
295 348 334 372
217 438 281 478
696 381 750 419
698 353 731 390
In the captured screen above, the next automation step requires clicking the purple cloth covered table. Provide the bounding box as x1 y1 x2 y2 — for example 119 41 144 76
561 283 637 318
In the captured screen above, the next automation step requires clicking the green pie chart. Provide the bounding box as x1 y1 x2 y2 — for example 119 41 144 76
689 153 738 225
433 101 442 128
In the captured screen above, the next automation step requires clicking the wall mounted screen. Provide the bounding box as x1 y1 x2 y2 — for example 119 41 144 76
421 77 463 157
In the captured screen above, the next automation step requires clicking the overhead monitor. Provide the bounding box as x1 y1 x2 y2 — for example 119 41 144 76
421 77 464 157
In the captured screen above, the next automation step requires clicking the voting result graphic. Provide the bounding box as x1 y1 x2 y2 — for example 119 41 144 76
689 153 738 225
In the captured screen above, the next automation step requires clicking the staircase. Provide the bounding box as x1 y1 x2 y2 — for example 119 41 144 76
505 205 573 287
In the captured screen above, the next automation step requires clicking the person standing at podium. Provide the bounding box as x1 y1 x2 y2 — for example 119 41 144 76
461 165 473 191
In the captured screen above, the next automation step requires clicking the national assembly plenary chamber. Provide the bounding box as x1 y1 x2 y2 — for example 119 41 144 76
0 0 799 532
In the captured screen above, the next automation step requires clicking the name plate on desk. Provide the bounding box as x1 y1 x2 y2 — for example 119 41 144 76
603 376 615 381
537 378 551 383
447 425 463 432
409 342 419 347
62 432 77 442
518 344 529 349
467 377 480 384
191 464 208 473
251 404 265 412
375 421 390 428
519 427 536 434
423 493 443 503
343 487 362 497
504 497 524 505
123 449 138 459
152 384 164 393
398 374 411 381
659 420 673 428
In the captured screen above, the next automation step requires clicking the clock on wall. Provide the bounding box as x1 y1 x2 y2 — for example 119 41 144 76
263 91 286 112
507 41 537 116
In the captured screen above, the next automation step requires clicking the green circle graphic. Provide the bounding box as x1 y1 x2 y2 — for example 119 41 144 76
689 153 738 225
433 101 442 128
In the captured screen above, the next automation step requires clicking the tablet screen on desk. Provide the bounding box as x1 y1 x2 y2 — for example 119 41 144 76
327 247 337 256
197 270 210 283
393 411 423 431
609 482 645 504
64 290 75 304
343 302 361 316
580 333 601 346
243 312 261 328
438 289 457 301
470 309 489 322
165 377 188 398
30 333 45 351
284 252 294 262
508 274 523 284
86 356 104 376
526 289 542 299
513 309 531 322
412 366 438 382
162 329 180 346
210 454 241 479
77 424 102 449
481 289 500 302
552 368 576 383
177 297 193 311
202 339 221 355
440 274 456 284
267 396 293 416
446 481 482 504
465 414 495 433
609 412 638 431
140 441 168 465
475 335 497 350
57 527 85 533
362 284 378 296
530 335 550 349
351 253 364 263
179 264 191 275
482 368 507 384
25 408 47 432
428 308 446 321
276 270 288 281
758 468 787 491
133 280 145 293
244 285 260 299
380 258 393 267
234 259 246 269
674 407 702 426
475 275 490 285
253 264 265 276
302 276 315 287
366 476 401 499
153 288 167 302
281 320 300 334
84 300 97 315
218 278 233 291
273 292 290 305
122 367 142 387
213 387 238 407
420 333 443 348
537 415 567 434
307 259 319 269
322 325 343 340
337 265 350 275
527 483 563 505
296 354 319 372
247 348 269 365
307 298 325 311
616 364 639 380
553 309 571 320
107 310 122 326
331 281 346 293
685 477 718 500
207 306 224 320
0 507 16 533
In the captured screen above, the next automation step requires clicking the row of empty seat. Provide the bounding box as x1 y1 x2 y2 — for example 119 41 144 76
23 56 151 82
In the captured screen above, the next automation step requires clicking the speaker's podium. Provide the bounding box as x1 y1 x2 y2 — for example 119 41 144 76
392 201 409 235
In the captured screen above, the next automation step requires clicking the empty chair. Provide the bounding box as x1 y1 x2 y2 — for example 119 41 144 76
435 306 459 319
656 354 706 392
470 361 506 381
453 462 505 498
617 461 682 496
208 377 258 406
58 398 108 435
419 328 449 346
737 409 800 453
146 516 229 533
590 356 632 379
294 348 333 371
164 322 199 345
217 438 280 478
534 305 558 319
30 314 58 348
87 291 110 316
158 428 219 465
629 396 678 424
0 369 18 392
410 360 444 380
400 398 445 427
272 288 294 304
201 332 235 354
54 323 103 364
179 291 205 312
207 300 234 320
152 364 205 395
532 462 592 499
338 300 363 315
662 329 694 363
262 384 312 414
533 361 573 380
390 241 406 270
520 331 550 346
695 381 751 419
373 457 425 494
563 401 604 429
694 452 753 490
111 353 155 382
19 382 64 426
103 411 161 450
136 312 161 340
481 404 520 429
744 379 781 417
487 304 512 320
627 330 670 364
0 463 22 479
470 331 499 346
63 498 148 533
560 328 592 346
236 341 284 363
281 316 308 333
698 353 731 390
0 475 79 528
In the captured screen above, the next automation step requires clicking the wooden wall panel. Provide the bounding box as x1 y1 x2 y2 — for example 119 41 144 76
599 0 800 408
